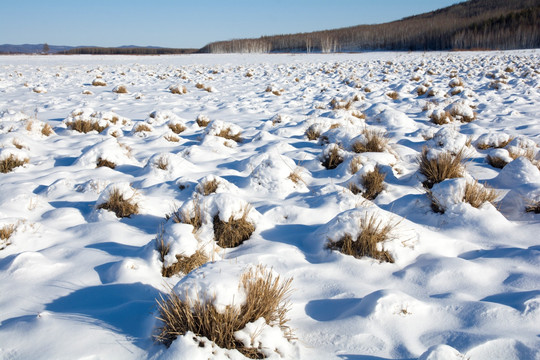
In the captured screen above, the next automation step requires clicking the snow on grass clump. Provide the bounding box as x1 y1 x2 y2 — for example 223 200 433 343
173 193 259 250
205 120 243 143
428 178 498 213
475 132 513 150
155 262 297 358
0 148 29 173
319 207 401 262
494 157 540 188
196 175 240 196
95 182 141 218
249 152 308 194
64 108 131 133
427 127 469 155
74 138 136 169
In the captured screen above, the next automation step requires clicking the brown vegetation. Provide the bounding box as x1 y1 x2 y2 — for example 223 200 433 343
327 213 395 263
213 209 255 248
97 188 139 218
155 265 292 358
1 155 29 173
352 128 388 153
66 120 107 133
418 148 465 188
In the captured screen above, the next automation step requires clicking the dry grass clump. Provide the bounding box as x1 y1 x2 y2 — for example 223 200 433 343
463 180 498 208
351 110 366 119
196 115 210 127
416 86 428 96
96 157 116 169
41 123 54 136
386 91 399 100
361 166 386 200
288 168 305 186
196 83 213 92
476 137 513 150
430 110 453 125
329 98 353 110
113 85 128 94
162 250 209 277
213 209 255 248
449 107 476 123
169 85 187 95
327 213 395 263
173 200 203 233
486 154 509 169
198 178 219 196
350 156 363 174
155 265 293 358
321 146 344 170
66 119 107 133
1 224 16 249
156 157 169 170
92 78 107 86
216 128 242 143
135 123 152 133
168 123 186 134
508 147 537 163
305 126 321 141
352 128 388 153
97 188 139 218
418 148 465 188
1 155 29 173
164 135 180 142
525 200 540 214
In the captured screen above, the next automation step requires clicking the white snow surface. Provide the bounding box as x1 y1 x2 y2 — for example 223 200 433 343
0 51 540 359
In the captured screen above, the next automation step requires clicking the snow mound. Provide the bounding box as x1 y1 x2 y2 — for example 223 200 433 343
418 344 464 360
249 152 307 194
74 138 136 168
494 157 540 188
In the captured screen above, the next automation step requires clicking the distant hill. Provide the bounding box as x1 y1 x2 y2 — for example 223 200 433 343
200 0 540 53
0 44 197 55
0 44 75 54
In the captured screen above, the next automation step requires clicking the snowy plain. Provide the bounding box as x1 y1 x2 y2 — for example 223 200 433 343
0 50 539 359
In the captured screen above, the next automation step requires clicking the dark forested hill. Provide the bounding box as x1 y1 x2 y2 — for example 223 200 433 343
200 0 540 53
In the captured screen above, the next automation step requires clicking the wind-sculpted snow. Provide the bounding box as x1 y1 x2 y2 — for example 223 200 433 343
0 51 539 359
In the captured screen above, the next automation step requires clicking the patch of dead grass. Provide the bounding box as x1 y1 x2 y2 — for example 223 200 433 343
213 208 255 248
321 146 344 170
463 180 498 208
168 123 186 134
96 157 116 169
155 265 293 358
97 188 139 218
361 166 386 200
352 128 388 153
418 147 465 188
1 155 29 173
327 213 395 263
66 119 107 133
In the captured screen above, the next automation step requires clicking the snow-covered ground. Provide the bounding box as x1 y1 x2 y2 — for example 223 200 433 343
0 51 539 359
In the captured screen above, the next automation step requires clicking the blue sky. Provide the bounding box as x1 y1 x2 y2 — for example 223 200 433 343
1 0 464 48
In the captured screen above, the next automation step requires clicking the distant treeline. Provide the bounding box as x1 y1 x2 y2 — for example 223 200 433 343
200 0 540 53
58 47 198 55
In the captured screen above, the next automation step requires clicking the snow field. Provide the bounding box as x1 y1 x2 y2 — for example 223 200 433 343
0 51 539 359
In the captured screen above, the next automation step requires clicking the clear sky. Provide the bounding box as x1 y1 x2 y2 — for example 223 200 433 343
1 0 464 48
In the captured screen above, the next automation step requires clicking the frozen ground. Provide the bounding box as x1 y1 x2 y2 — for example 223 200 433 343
0 51 539 359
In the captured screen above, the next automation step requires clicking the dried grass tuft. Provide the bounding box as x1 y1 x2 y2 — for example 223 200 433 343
216 128 242 143
352 128 388 153
135 123 152 133
168 123 186 134
321 146 344 170
154 265 293 357
156 157 169 170
463 180 498 208
486 154 508 169
305 126 320 141
67 120 107 133
418 147 465 188
525 200 540 214
96 157 116 169
113 85 128 94
196 115 210 128
173 199 203 233
164 135 180 142
386 91 399 100
430 111 453 125
41 123 54 136
1 224 16 249
198 178 219 196
361 166 386 200
162 250 209 277
327 213 395 263
97 188 139 218
213 208 255 248
350 156 363 174
1 155 29 173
